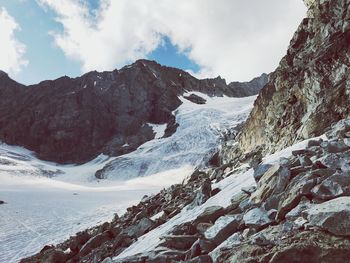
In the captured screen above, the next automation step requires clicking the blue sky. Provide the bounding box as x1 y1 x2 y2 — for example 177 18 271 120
0 0 200 85
0 0 306 85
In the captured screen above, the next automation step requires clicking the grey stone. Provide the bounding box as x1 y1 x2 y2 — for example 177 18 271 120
204 214 242 245
276 172 318 221
124 218 154 238
298 156 313 167
194 206 225 224
243 207 272 228
325 141 349 153
253 164 273 182
307 196 350 236
159 235 198 250
79 233 109 256
250 165 290 204
311 172 350 200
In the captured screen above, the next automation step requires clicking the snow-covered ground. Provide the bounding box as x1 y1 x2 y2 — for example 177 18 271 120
0 94 256 262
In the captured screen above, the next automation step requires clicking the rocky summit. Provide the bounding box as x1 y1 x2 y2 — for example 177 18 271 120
0 60 267 164
239 0 350 155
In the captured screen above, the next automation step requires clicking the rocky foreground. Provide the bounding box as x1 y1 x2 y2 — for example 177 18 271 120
21 119 350 262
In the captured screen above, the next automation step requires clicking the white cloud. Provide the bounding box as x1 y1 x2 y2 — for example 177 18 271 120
0 7 28 74
38 0 306 82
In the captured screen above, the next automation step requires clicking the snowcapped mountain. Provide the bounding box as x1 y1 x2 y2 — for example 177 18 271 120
0 60 267 165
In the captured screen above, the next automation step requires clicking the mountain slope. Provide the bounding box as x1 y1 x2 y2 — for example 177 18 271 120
0 60 267 164
239 0 350 154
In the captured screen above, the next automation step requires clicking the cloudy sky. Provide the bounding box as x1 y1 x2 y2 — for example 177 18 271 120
0 0 306 85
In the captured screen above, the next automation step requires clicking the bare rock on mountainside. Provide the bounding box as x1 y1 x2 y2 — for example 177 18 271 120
0 60 267 164
239 0 350 155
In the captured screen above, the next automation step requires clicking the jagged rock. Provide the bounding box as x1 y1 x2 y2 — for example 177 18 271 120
263 194 281 211
209 233 242 262
196 223 213 235
230 192 249 208
253 164 273 182
326 119 350 139
276 172 318 221
250 232 272 247
290 166 308 177
194 206 225 224
184 94 207 104
40 249 67 263
307 139 323 148
238 0 350 157
241 186 256 195
285 197 311 221
307 196 350 236
250 164 290 204
172 222 197 236
159 235 198 250
79 233 110 257
243 207 272 229
204 214 242 245
238 198 256 212
185 255 213 263
318 153 349 170
298 155 313 167
324 141 350 153
124 218 154 238
311 172 350 200
188 179 212 208
189 238 216 256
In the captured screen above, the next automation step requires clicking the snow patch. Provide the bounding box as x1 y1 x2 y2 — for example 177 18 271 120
148 123 167 139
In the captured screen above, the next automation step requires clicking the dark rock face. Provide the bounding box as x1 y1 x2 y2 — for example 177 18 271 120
228 73 269 97
239 0 350 155
0 60 267 164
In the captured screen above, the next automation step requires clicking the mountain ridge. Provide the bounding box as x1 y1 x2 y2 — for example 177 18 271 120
0 59 267 164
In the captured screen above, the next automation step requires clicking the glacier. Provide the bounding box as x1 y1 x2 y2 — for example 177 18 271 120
0 94 256 262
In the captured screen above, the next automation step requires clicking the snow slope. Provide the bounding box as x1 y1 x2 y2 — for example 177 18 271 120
0 94 256 262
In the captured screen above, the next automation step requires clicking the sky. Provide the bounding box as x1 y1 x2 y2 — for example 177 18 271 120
0 0 306 85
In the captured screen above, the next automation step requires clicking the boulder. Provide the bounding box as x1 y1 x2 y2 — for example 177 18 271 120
298 156 313 167
40 249 67 263
243 207 272 229
312 172 350 200
324 141 349 153
204 214 242 245
230 192 249 209
79 233 110 256
194 206 225 224
253 164 273 182
124 218 154 238
276 172 318 221
307 197 350 236
159 235 198 250
196 223 213 235
250 164 290 204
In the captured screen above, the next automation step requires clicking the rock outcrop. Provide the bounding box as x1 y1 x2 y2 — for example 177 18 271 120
0 60 267 164
239 0 350 155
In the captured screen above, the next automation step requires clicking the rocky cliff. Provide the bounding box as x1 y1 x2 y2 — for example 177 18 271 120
0 60 267 164
239 0 350 154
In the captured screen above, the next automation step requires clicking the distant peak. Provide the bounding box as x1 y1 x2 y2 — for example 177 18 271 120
0 70 9 78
